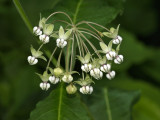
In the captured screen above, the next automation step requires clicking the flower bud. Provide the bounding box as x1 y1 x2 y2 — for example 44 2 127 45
106 71 116 80
53 68 63 77
106 51 116 60
49 76 59 84
56 38 67 48
27 56 38 65
114 55 123 64
40 82 50 90
62 75 73 83
33 26 42 36
81 63 92 72
113 35 122 44
90 68 103 80
66 84 77 94
100 64 111 73
39 34 49 44
80 86 93 94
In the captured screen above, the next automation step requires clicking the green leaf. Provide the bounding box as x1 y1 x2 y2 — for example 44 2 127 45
77 55 85 64
99 42 109 53
38 55 47 62
59 26 65 38
39 17 46 29
30 45 37 56
50 32 59 38
99 74 160 120
84 52 91 63
43 24 54 35
64 29 72 40
30 84 90 120
36 71 50 82
84 88 140 120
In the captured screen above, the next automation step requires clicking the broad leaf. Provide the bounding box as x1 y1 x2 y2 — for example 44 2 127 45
30 83 90 120
83 88 140 120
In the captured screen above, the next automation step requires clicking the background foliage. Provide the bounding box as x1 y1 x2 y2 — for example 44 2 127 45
0 0 160 120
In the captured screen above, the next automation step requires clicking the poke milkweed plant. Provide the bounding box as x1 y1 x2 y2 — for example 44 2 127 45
27 11 123 94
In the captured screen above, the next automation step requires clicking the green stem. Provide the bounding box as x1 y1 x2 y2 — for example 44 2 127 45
37 43 44 51
78 32 102 59
46 47 57 71
104 88 112 120
57 50 63 67
65 40 71 72
13 0 33 33
70 34 75 72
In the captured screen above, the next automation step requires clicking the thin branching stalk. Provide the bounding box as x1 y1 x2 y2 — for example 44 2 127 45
74 32 82 57
46 11 73 25
79 30 102 42
57 49 63 67
77 27 103 42
46 47 57 71
76 21 110 32
52 20 72 26
78 31 102 59
37 43 44 51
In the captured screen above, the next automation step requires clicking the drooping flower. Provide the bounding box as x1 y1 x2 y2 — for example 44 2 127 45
56 26 72 48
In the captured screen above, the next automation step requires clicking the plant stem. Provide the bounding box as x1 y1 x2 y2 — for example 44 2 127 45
46 11 73 25
65 40 71 72
79 30 103 42
37 43 44 51
75 33 82 57
77 27 103 41
57 50 63 67
104 88 112 120
78 32 102 59
46 47 57 71
70 34 75 72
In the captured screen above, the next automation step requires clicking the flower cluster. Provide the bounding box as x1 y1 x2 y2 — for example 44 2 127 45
27 12 123 95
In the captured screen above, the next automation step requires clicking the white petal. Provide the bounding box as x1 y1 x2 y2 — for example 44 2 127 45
33 26 37 31
46 83 50 90
63 41 67 46
90 70 94 76
106 74 111 80
86 86 90 92
82 86 85 93
100 71 103 77
80 88 83 93
81 65 85 71
118 35 122 41
89 86 93 94
33 59 38 64
28 56 32 61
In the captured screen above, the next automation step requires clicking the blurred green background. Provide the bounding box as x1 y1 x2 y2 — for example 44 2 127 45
0 0 160 120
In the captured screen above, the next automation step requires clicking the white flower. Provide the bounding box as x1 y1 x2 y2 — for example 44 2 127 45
27 56 38 65
39 34 49 44
40 82 50 90
33 26 42 36
80 86 93 94
49 76 59 84
114 55 123 64
56 38 67 48
81 63 92 72
106 51 116 60
62 75 73 83
90 68 103 80
106 71 116 80
100 64 111 73
113 35 122 44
